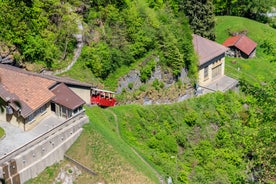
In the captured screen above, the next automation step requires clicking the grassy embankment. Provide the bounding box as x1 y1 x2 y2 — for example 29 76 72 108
28 91 259 183
54 89 273 183
27 106 159 184
215 16 276 85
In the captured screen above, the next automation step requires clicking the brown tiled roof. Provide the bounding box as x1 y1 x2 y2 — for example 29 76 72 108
0 64 56 117
0 84 33 118
222 35 257 56
51 83 85 110
193 34 229 66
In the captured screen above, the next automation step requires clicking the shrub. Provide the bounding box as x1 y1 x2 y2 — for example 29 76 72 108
152 79 160 90
128 82 134 90
140 60 156 82
139 85 147 92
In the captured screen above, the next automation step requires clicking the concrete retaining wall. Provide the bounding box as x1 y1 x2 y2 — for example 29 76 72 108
0 111 88 184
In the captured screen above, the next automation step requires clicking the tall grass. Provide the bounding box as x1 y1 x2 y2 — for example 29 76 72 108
79 106 160 183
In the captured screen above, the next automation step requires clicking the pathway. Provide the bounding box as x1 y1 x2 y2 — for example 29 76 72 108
107 109 165 184
0 115 63 158
54 22 84 75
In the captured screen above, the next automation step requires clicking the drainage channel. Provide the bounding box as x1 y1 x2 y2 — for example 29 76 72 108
64 154 97 176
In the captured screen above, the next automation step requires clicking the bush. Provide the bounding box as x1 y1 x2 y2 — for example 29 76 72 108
140 60 156 82
128 82 134 90
139 85 147 92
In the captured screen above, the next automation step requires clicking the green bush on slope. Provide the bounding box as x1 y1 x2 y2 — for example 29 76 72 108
103 84 275 183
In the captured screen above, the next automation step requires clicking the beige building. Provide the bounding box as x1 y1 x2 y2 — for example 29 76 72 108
193 34 238 93
0 64 92 131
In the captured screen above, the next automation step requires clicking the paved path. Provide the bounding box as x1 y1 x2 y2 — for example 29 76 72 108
199 75 238 94
0 115 63 158
54 22 84 75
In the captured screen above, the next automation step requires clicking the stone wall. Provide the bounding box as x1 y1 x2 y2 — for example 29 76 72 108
0 110 88 184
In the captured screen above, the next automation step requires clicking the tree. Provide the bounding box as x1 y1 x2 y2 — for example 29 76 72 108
213 0 275 23
181 0 216 40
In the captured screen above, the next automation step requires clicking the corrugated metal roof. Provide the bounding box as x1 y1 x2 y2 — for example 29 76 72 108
51 83 85 110
193 34 228 66
222 35 257 56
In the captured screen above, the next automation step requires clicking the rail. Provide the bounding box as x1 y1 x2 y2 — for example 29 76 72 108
0 110 86 164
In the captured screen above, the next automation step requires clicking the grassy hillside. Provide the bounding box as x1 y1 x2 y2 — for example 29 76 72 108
27 78 275 183
215 16 276 85
39 84 273 184
27 107 159 184
106 86 275 183
215 16 276 44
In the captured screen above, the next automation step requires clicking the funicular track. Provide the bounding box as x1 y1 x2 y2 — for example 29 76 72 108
106 109 165 184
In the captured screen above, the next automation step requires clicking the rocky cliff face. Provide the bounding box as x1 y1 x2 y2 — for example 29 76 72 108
0 43 20 65
116 64 194 105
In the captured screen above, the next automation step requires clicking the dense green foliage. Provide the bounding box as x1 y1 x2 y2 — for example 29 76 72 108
213 0 276 23
0 0 78 68
181 0 216 40
0 0 197 82
81 0 197 79
107 86 275 183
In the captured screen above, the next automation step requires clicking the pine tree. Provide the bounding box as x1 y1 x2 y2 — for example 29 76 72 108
181 0 216 40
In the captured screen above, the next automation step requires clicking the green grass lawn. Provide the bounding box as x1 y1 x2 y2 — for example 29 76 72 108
225 57 276 85
0 127 4 139
215 16 276 85
215 16 276 44
59 59 102 87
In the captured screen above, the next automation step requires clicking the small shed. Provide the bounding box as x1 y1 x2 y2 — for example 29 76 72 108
222 35 257 58
193 34 228 85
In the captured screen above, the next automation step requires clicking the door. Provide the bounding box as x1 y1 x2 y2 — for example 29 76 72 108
212 64 222 79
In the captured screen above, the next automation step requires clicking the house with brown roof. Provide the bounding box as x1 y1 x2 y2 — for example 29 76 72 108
192 34 238 94
0 64 90 130
222 35 257 58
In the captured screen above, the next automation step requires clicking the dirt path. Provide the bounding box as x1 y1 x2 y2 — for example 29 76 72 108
106 109 165 184
54 22 84 75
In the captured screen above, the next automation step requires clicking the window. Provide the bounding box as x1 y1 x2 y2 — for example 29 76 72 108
204 66 209 80
26 104 48 123
27 114 34 122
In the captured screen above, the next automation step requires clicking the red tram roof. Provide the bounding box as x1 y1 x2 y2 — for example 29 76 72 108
91 88 115 94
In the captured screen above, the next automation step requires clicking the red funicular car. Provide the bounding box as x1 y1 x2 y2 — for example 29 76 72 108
90 88 116 107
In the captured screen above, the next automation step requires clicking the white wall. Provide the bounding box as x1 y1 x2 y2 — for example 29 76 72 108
69 86 91 104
